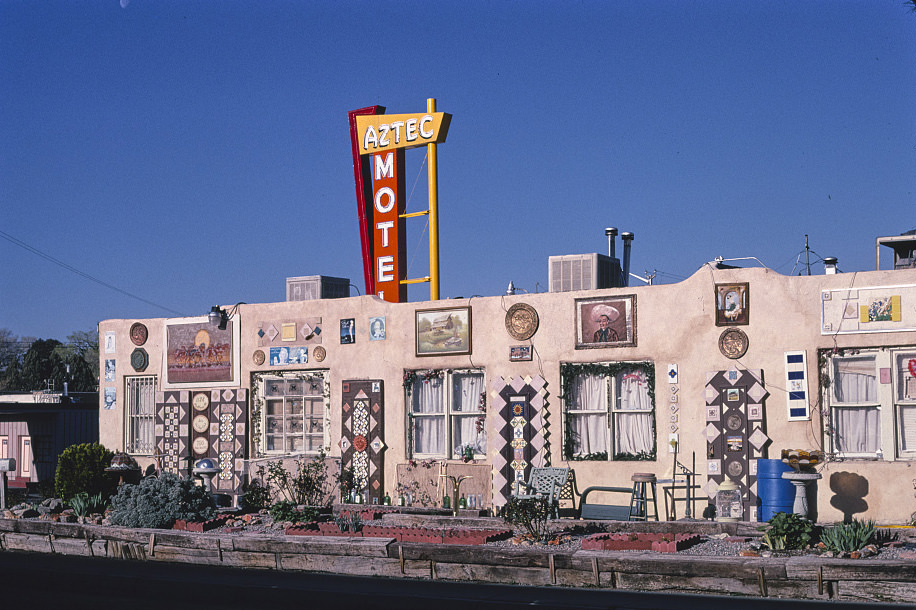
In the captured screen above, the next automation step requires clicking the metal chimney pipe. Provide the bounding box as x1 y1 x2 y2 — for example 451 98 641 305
605 227 618 260
621 231 634 287
824 257 838 275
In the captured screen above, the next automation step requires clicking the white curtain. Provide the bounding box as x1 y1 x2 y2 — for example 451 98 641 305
452 373 486 454
833 357 876 403
412 377 444 455
569 373 608 455
615 371 653 455
833 406 879 453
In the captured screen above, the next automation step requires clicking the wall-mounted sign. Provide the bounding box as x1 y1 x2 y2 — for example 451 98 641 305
355 112 451 154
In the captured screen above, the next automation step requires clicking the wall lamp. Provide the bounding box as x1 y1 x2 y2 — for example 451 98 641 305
207 303 245 330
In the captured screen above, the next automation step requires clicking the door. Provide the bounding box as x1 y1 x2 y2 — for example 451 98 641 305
0 436 7 459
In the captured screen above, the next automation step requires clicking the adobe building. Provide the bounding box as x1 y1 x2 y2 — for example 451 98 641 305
96 232 916 524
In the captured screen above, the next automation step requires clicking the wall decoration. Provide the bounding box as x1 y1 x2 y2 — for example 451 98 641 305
269 346 308 366
313 346 327 362
505 303 539 341
257 317 323 346
163 318 239 388
281 323 297 342
715 283 749 326
104 359 116 382
340 319 355 344
574 295 636 349
509 345 532 362
489 374 549 507
340 380 385 503
703 366 770 522
104 387 116 410
415 306 472 357
130 348 148 372
718 327 749 359
156 390 189 474
369 316 386 341
252 350 265 366
821 284 916 334
104 331 116 354
129 323 148 346
784 351 810 421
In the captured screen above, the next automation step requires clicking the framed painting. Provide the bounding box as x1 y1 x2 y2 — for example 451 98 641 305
416 306 471 357
575 295 636 349
162 316 240 389
509 345 532 362
715 283 749 326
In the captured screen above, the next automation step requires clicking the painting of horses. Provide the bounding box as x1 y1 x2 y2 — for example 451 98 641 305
166 321 233 383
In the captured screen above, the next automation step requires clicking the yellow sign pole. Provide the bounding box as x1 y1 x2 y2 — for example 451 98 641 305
427 97 440 300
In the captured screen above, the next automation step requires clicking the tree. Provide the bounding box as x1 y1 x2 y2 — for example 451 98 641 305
0 337 96 393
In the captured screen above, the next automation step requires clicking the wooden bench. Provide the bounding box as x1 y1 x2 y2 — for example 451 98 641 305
578 486 633 521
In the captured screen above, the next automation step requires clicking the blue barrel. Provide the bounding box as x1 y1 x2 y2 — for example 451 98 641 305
756 459 795 521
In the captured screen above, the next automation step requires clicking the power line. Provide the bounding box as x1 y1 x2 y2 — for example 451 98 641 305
0 229 186 316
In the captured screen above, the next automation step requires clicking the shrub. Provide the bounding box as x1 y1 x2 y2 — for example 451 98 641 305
500 496 555 543
68 491 109 517
108 473 216 529
758 511 816 551
268 500 319 524
240 465 272 512
54 443 117 502
266 450 332 506
819 518 876 553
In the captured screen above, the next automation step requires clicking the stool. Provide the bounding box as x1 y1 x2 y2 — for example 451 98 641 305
628 473 659 521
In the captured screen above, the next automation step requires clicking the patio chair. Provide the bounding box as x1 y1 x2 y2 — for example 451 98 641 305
512 467 570 518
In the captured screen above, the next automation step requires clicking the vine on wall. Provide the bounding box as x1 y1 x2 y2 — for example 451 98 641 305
559 361 656 462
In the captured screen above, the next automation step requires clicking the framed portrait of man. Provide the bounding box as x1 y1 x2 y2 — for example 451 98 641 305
575 295 636 349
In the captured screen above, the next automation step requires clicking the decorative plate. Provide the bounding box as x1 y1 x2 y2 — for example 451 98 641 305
129 322 148 346
130 348 148 372
505 303 539 341
192 414 209 434
313 346 327 362
252 349 265 365
192 437 209 456
727 460 744 477
718 328 749 360
192 392 210 412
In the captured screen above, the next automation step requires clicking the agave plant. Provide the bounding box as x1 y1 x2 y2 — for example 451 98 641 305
68 491 108 517
819 519 876 553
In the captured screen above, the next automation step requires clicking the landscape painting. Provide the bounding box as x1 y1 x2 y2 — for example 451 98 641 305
416 306 471 357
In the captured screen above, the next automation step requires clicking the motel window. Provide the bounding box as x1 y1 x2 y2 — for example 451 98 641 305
125 376 157 455
407 369 486 460
826 348 916 460
261 373 328 455
563 362 656 461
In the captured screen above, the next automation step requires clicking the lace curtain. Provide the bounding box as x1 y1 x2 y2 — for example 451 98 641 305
411 377 444 455
615 371 653 455
832 357 878 453
452 373 486 455
568 373 608 455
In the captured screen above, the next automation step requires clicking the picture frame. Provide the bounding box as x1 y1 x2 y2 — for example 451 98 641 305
575 295 636 349
715 282 749 326
415 306 471 357
340 319 355 344
369 316 386 341
509 345 532 362
162 316 240 389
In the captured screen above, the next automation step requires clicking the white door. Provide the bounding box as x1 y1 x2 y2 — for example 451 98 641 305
19 437 31 479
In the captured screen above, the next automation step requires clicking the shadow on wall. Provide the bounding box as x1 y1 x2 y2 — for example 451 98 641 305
829 471 869 523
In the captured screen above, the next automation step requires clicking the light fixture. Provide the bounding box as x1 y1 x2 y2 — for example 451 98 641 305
207 303 245 330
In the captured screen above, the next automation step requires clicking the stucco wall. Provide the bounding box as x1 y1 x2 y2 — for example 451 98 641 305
99 265 916 523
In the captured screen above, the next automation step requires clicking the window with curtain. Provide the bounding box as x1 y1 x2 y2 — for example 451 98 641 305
895 352 916 457
563 363 655 460
407 369 485 459
258 372 327 456
830 355 879 455
125 376 156 455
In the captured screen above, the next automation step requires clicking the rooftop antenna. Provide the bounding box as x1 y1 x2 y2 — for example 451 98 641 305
805 234 811 276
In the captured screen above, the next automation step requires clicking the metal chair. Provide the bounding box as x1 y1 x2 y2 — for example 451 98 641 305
512 467 570 518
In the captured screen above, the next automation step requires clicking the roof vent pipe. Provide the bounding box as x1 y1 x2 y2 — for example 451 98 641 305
621 231 634 287
605 227 618 260
824 257 838 275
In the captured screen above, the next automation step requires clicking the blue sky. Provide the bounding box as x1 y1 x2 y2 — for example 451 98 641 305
2 0 915 341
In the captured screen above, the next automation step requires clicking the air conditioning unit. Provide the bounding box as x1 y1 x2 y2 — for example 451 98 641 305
286 275 350 301
548 253 620 292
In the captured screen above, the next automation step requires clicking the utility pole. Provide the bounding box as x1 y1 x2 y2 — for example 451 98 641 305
805 234 811 276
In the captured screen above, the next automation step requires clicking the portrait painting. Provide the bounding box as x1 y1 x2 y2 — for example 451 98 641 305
715 283 749 326
369 316 386 341
104 359 116 382
416 306 471 357
163 317 238 387
575 295 636 349
104 387 116 410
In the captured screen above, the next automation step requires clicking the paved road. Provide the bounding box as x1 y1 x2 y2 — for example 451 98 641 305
0 550 903 610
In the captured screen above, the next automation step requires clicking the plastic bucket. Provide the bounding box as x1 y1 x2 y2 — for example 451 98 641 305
756 458 795 521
